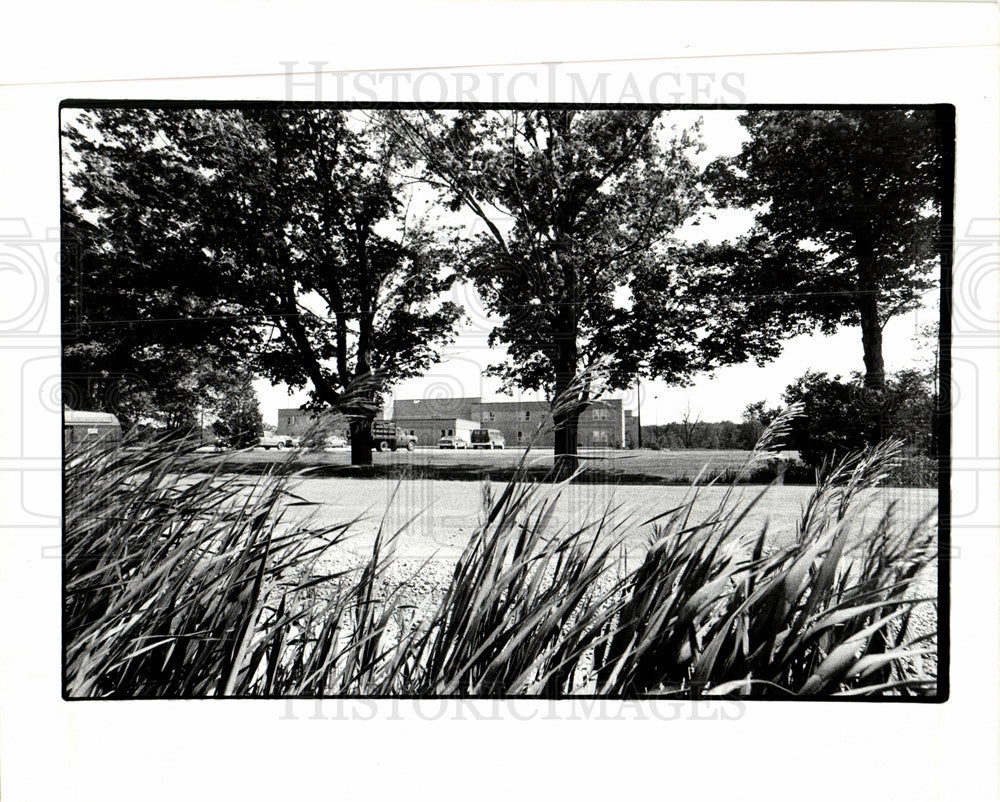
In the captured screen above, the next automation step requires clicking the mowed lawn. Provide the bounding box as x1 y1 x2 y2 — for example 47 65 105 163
286 477 939 561
214 446 803 483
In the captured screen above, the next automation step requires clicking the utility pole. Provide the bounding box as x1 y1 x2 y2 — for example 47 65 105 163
636 370 642 450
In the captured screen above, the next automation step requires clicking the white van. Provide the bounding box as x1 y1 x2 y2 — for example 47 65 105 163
470 428 505 449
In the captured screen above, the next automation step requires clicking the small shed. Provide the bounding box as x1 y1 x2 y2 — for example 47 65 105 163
64 409 122 448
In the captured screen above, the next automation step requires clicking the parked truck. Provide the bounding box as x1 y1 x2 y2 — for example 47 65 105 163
371 421 418 452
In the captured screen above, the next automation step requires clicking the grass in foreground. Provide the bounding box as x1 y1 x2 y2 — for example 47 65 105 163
64 416 938 698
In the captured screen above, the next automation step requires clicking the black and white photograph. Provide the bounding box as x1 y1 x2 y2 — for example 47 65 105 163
3 2 999 799
61 103 950 700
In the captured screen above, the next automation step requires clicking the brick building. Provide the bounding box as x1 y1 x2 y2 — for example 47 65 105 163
275 408 349 440
277 395 632 449
390 396 629 449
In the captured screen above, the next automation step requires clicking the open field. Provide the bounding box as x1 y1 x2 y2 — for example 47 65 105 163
186 445 807 484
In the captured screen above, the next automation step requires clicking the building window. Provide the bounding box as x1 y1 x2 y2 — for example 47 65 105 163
517 431 524 441
593 408 608 421
441 429 446 437
592 430 609 444
288 416 296 426
483 411 495 422
448 429 454 436
519 410 531 421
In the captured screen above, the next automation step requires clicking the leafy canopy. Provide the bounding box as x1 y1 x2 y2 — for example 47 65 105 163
395 109 772 402
702 109 943 383
62 109 260 427
62 107 463 439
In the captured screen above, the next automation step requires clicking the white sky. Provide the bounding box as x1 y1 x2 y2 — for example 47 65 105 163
244 109 939 425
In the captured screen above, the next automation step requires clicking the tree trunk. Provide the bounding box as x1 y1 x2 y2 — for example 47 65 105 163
553 406 581 478
858 290 889 442
349 417 373 466
858 294 886 391
550 252 581 477
853 219 886 393
550 327 581 477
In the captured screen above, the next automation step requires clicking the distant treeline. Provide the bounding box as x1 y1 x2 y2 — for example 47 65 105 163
633 421 763 452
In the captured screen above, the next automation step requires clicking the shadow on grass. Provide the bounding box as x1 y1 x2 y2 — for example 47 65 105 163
174 452 936 487
176 451 803 486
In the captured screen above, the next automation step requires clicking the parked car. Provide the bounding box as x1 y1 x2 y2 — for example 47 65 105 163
470 428 505 449
438 435 469 449
258 434 295 450
323 433 348 449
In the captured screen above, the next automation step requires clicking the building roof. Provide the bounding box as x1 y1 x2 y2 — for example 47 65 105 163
392 396 623 420
65 409 120 425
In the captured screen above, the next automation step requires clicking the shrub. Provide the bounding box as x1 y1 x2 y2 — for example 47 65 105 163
783 369 938 471
886 454 939 488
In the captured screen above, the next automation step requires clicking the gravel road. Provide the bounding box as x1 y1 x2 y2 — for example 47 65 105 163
284 478 938 623
274 477 940 685
284 477 938 560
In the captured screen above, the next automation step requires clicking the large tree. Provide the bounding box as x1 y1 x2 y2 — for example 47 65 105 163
199 108 463 464
62 111 259 429
392 109 761 472
705 109 945 391
63 107 463 464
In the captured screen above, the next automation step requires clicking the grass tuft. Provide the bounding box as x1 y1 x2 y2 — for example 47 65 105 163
65 418 938 698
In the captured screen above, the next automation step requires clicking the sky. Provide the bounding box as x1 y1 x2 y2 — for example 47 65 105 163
245 109 940 426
